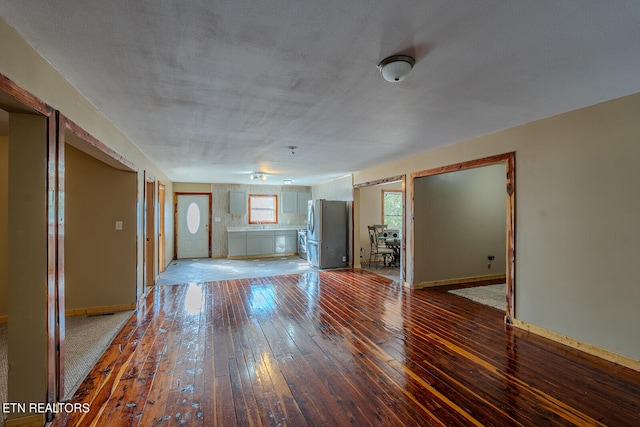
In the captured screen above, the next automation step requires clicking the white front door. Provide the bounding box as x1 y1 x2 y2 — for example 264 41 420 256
177 195 210 259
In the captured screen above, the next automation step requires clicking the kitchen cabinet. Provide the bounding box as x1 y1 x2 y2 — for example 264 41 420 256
247 231 275 256
282 191 311 214
297 191 311 214
229 191 246 215
227 228 300 258
228 231 247 257
281 192 297 214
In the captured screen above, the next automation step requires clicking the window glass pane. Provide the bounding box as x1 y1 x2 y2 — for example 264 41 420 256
383 191 402 231
249 195 278 224
186 202 200 234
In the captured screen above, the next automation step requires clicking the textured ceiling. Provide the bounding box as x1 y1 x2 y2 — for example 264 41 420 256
1 1 640 185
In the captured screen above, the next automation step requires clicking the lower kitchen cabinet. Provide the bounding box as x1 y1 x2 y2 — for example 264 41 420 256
228 229 299 258
228 231 247 257
247 232 275 256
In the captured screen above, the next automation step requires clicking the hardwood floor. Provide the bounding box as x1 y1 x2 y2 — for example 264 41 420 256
52 270 640 426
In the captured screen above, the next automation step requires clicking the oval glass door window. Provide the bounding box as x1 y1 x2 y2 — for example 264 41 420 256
186 202 201 234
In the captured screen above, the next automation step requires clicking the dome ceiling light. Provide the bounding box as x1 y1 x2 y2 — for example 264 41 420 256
377 55 415 82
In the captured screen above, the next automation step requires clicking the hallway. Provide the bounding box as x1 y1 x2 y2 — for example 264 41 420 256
52 270 640 426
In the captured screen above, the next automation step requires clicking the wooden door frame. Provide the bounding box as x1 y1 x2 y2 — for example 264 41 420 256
144 172 156 289
410 152 516 324
174 192 213 259
353 175 407 285
158 182 166 273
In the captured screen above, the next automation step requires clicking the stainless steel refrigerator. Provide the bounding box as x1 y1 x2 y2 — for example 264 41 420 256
307 199 348 269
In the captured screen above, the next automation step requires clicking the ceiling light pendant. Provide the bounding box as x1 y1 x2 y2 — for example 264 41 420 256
377 55 415 82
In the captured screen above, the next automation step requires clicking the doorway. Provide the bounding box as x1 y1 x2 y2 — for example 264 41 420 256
1 78 60 418
353 175 406 284
175 193 212 259
63 117 138 398
411 152 516 323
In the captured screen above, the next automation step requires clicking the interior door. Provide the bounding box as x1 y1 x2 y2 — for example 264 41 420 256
158 183 166 272
177 194 209 258
145 179 155 288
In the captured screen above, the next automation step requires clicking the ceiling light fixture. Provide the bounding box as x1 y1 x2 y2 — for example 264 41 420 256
377 55 415 82
250 172 267 181
287 145 297 155
283 179 292 185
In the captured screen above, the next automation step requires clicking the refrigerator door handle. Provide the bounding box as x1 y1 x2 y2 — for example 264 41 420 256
308 200 315 235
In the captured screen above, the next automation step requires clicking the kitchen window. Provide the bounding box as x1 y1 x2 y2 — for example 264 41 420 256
382 190 402 230
248 194 278 224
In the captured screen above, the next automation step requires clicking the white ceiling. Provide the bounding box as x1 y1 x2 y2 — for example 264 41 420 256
1 1 639 185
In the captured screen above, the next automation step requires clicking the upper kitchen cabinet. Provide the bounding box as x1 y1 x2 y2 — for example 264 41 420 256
281 191 297 214
282 191 311 214
297 191 311 214
229 190 246 215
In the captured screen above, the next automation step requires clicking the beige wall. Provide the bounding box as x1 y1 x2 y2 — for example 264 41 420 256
65 144 137 309
0 136 7 317
413 164 506 283
174 182 211 193
354 92 640 360
8 114 48 410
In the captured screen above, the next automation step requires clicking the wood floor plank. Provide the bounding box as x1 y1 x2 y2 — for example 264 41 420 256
53 270 640 426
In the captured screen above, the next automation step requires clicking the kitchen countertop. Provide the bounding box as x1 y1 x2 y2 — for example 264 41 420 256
227 225 305 232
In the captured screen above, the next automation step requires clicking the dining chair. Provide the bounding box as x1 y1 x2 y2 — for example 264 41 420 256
368 225 393 268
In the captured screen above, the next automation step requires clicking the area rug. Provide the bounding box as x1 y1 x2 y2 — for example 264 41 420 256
448 284 505 311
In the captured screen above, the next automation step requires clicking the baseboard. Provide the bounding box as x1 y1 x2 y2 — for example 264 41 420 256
65 303 136 317
415 273 506 289
226 253 298 260
211 254 226 259
5 413 44 427
0 314 7 323
512 318 640 372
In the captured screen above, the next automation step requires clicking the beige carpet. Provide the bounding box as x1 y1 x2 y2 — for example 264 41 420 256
63 311 132 399
0 310 132 420
0 322 6 424
449 284 505 311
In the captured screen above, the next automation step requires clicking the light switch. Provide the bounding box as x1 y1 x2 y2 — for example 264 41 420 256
214 217 221 222
115 221 123 230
